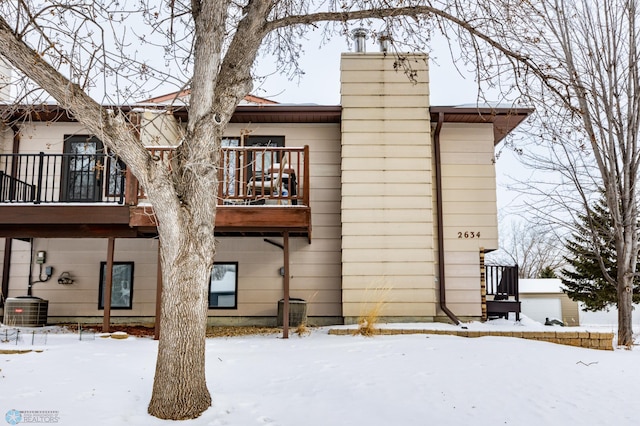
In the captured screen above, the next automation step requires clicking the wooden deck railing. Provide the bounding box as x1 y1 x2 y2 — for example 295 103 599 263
0 146 309 207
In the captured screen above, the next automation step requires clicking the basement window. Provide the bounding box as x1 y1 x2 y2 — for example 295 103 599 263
98 262 134 309
209 262 238 309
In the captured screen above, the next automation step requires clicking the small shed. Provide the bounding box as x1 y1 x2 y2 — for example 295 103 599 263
518 279 580 326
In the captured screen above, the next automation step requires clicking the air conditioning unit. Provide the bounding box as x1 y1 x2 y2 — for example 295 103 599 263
3 296 49 327
277 298 307 327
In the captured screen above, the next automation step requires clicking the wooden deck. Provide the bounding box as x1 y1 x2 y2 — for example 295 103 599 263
0 146 312 240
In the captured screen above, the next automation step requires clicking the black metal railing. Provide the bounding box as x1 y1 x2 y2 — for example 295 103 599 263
485 264 521 320
0 170 35 202
486 265 519 299
0 152 125 204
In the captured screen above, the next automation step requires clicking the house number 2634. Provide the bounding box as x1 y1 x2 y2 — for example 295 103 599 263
458 231 480 239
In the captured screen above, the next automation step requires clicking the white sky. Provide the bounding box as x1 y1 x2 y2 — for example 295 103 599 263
254 33 480 106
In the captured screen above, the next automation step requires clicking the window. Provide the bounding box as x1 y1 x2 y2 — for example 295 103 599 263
209 262 238 309
246 136 285 180
99 262 134 309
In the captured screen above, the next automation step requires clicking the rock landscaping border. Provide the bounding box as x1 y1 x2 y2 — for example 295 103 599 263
328 328 614 350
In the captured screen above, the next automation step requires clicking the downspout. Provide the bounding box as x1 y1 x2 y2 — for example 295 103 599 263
1 238 10 306
10 124 19 173
27 238 34 296
434 112 460 325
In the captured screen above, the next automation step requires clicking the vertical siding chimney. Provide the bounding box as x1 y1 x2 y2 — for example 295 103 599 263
351 28 368 53
340 52 433 323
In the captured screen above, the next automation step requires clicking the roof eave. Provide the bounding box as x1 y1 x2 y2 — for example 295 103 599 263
430 105 534 145
0 104 343 125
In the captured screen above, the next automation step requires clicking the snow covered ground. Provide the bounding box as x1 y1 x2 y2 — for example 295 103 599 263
0 320 638 426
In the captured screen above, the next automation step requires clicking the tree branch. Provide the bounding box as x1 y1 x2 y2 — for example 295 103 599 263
266 5 580 115
0 14 154 192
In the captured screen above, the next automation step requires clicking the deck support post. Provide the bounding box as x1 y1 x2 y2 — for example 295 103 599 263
282 231 290 339
102 237 115 333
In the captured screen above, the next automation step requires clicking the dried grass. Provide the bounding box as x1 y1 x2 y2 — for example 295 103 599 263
0 349 32 355
294 323 311 337
355 300 385 337
354 284 392 337
63 324 281 338
206 326 280 338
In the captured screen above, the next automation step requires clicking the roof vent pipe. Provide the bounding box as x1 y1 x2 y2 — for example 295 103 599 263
378 32 391 53
352 28 368 53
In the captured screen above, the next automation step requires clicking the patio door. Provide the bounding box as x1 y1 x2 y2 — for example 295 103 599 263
246 136 284 179
61 136 104 202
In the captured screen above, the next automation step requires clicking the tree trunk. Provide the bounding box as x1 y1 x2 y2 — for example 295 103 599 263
614 195 637 348
146 137 219 419
147 229 214 419
617 275 634 347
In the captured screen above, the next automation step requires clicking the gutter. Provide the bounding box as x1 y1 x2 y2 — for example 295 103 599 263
433 112 461 325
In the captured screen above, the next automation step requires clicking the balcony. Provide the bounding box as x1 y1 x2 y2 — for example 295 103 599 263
0 146 311 239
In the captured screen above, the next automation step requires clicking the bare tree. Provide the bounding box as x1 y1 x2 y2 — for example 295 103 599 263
443 0 640 347
487 218 565 279
0 1 483 420
1 0 637 420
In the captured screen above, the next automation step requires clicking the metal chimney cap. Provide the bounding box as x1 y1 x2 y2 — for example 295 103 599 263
378 31 391 53
352 28 368 36
351 27 368 53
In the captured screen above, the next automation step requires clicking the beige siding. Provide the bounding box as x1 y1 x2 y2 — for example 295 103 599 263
436 123 498 318
139 111 183 146
6 238 158 317
0 58 10 102
2 122 343 322
222 123 343 317
1 60 508 325
1 125 11 153
218 123 343 318
17 122 90 154
340 53 436 321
